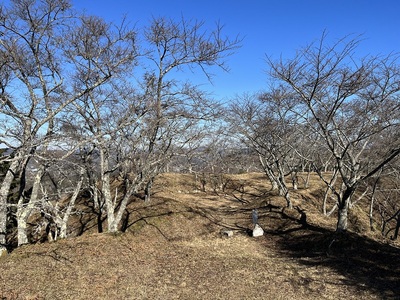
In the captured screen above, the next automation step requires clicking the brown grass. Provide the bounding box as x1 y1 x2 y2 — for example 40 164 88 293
0 173 399 299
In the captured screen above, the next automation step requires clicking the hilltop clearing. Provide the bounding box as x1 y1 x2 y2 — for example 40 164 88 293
1 173 399 299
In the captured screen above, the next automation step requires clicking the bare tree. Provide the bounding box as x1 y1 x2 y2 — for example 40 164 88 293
115 16 240 231
0 1 241 246
267 33 400 231
373 163 400 240
0 0 74 252
58 16 240 234
64 81 143 233
227 91 304 208
138 16 241 176
0 0 136 250
37 159 87 240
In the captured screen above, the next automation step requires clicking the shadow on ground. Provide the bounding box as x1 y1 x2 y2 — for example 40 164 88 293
266 215 400 299
185 194 400 299
75 175 400 299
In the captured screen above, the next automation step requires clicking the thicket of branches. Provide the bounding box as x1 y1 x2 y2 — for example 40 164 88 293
226 33 400 236
0 0 241 253
0 1 399 255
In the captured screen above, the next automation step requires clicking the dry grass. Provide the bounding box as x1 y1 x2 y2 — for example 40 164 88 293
0 173 399 299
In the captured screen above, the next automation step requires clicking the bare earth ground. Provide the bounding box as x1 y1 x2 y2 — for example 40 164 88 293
0 173 399 299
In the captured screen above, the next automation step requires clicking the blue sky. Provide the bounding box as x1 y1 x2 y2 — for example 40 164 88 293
65 1 400 100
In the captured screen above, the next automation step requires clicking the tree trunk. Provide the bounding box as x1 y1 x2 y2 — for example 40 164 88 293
369 176 380 231
322 169 338 215
99 149 118 233
326 203 338 217
113 178 140 232
284 189 292 209
96 191 104 234
107 213 118 233
0 159 20 255
271 180 278 191
16 166 45 246
336 204 348 232
103 172 116 232
259 155 278 191
393 216 400 240
369 195 375 231
263 164 293 209
264 167 277 191
87 169 104 232
336 189 353 232
322 187 330 215
305 170 311 189
291 171 298 190
144 178 153 203
17 217 29 246
277 166 292 209
59 169 84 239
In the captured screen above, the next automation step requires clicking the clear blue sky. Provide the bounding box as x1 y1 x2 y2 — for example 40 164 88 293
56 1 400 100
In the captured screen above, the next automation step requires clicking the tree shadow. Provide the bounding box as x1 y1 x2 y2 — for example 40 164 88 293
120 197 212 241
124 175 399 299
209 194 400 299
223 185 274 205
265 212 400 299
71 178 400 300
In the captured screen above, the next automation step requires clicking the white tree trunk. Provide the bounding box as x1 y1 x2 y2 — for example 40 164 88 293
291 172 298 190
259 155 292 208
283 187 292 209
58 168 85 239
99 149 118 232
337 204 349 231
0 159 20 255
271 179 278 191
16 166 45 246
277 167 292 209
17 217 29 246
322 169 339 215
103 173 116 232
336 191 353 232
113 180 139 231
305 170 311 189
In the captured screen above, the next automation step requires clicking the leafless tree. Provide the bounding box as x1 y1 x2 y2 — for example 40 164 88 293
0 0 136 250
41 160 87 240
371 162 400 240
227 91 305 209
267 33 400 231
137 16 241 179
64 82 144 233
55 16 240 234
111 16 240 231
0 1 241 245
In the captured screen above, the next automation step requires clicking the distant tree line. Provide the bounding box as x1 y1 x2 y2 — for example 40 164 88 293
0 1 399 256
